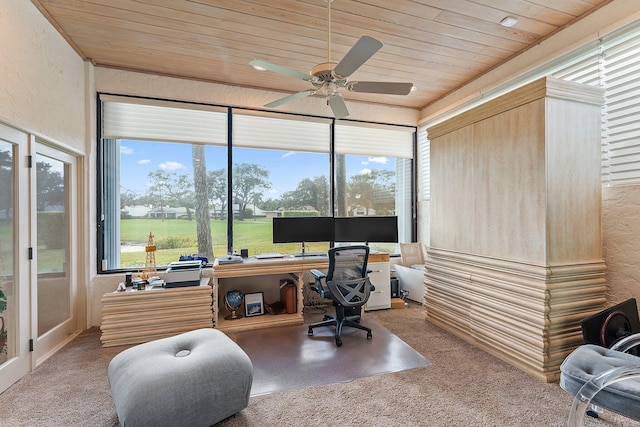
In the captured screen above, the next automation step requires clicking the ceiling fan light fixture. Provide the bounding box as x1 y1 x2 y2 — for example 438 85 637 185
500 16 518 27
249 1 414 118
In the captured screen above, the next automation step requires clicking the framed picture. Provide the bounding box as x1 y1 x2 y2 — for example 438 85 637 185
244 292 265 317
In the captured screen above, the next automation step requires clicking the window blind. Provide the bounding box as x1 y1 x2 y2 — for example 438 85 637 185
600 25 640 185
417 125 430 200
232 110 331 153
101 95 228 145
551 20 640 186
335 122 415 158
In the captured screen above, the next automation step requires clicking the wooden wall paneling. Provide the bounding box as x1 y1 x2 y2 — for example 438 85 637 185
425 77 606 382
429 126 475 253
100 281 213 347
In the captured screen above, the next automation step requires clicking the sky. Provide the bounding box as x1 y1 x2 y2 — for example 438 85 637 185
119 140 393 200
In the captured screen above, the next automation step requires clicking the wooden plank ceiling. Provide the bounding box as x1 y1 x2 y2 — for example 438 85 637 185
32 0 611 110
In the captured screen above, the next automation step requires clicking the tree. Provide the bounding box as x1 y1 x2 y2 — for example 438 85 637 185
206 168 227 220
347 169 395 215
192 145 213 259
260 197 282 212
146 170 194 220
36 161 64 211
335 154 348 216
232 163 270 220
120 187 143 208
0 150 13 223
280 175 329 215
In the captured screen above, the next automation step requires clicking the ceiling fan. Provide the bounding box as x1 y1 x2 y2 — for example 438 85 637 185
250 0 414 119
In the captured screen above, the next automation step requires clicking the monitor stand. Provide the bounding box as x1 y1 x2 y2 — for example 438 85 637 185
292 242 326 257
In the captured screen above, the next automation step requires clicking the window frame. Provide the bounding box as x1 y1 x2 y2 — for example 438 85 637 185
97 94 417 274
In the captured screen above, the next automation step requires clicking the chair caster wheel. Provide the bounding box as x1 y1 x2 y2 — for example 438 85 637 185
336 339 342 347
367 332 372 339
308 327 313 336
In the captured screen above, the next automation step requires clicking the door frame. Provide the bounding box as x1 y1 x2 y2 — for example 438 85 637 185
30 139 81 367
0 124 32 393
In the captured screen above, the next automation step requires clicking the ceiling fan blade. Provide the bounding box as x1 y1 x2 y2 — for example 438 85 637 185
347 81 414 95
333 36 383 78
250 59 312 81
265 90 316 108
329 94 349 119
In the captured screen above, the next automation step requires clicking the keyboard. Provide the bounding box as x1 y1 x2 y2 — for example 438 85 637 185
292 252 327 258
254 253 285 259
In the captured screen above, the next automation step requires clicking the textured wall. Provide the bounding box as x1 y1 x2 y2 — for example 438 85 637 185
602 185 640 304
0 0 85 150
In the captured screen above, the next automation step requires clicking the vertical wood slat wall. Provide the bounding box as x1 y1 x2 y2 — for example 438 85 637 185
425 77 607 382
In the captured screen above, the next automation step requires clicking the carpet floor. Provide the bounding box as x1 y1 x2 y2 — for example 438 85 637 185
227 310 431 396
1 303 638 426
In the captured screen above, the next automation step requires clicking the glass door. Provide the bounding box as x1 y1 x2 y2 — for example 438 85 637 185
0 125 31 393
32 143 79 364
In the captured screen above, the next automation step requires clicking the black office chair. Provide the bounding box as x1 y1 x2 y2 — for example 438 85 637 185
308 245 374 346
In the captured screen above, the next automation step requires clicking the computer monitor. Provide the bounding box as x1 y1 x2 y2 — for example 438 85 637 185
272 217 335 243
334 216 398 243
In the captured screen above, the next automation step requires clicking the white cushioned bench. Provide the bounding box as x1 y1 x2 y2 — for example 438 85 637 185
108 328 253 427
560 343 640 424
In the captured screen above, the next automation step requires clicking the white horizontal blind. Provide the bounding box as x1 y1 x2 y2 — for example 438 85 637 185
335 122 415 158
600 25 640 185
417 125 430 200
233 111 330 153
551 20 640 186
101 96 228 145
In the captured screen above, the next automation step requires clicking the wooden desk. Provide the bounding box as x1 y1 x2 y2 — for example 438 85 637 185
100 277 213 347
212 256 329 333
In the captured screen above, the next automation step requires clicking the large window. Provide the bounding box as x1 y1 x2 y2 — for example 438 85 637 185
334 123 415 253
232 111 332 256
98 96 416 273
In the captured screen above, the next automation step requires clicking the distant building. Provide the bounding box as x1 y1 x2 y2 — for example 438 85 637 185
147 206 189 219
121 205 152 218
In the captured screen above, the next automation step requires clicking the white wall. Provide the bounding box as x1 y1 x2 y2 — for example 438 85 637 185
0 0 85 150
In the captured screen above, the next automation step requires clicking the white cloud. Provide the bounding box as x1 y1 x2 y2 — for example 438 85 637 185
281 151 295 159
368 156 388 164
358 168 372 175
120 146 133 155
159 161 185 171
137 159 151 165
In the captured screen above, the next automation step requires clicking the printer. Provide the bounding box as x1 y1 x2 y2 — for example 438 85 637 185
164 260 202 288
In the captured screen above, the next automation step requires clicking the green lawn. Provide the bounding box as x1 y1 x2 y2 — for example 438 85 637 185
3 217 393 271
119 218 323 267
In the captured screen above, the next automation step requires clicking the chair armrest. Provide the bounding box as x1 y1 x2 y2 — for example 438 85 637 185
611 332 640 353
309 269 327 299
310 269 326 280
568 363 640 426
